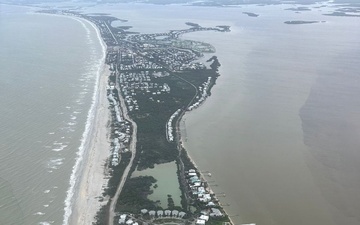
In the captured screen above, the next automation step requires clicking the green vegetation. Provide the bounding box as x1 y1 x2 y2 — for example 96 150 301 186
93 203 110 225
179 69 218 94
103 152 132 197
167 194 175 209
116 176 158 213
152 218 186 224
130 74 196 170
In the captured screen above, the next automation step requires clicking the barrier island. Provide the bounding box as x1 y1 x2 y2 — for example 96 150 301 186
40 9 233 225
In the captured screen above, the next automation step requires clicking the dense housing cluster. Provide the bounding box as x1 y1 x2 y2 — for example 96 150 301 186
188 77 212 111
118 71 171 112
107 78 133 167
166 109 181 142
186 169 226 225
118 49 162 71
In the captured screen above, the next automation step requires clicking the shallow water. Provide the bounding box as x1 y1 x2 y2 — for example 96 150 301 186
132 162 182 208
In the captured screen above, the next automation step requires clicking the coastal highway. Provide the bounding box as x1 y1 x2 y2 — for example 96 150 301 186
108 68 137 225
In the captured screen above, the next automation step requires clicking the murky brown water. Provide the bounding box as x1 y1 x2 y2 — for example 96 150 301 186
179 5 360 225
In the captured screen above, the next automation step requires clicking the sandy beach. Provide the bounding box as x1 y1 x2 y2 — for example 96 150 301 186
69 64 111 225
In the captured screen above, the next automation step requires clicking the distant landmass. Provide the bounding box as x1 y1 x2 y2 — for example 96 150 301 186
285 6 311 11
323 12 360 17
5 0 360 6
243 12 259 17
284 20 324 24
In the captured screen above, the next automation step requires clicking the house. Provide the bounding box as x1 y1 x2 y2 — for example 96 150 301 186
188 172 197 177
199 215 209 221
118 214 127 224
172 210 179 217
140 209 148 214
178 211 186 218
164 210 171 216
206 202 216 207
210 208 223 217
157 210 163 217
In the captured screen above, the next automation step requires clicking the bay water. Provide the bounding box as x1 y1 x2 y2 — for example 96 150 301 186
84 3 360 225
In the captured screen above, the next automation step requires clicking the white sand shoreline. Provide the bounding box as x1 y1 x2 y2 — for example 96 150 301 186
48 14 112 225
69 63 111 225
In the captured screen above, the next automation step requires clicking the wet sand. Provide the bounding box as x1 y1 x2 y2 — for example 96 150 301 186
69 65 111 225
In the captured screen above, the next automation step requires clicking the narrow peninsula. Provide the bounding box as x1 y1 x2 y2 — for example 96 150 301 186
39 9 235 225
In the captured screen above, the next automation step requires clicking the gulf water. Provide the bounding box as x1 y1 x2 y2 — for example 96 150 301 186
0 5 104 225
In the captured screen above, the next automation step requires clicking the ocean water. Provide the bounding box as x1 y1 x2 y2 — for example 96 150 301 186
0 5 104 225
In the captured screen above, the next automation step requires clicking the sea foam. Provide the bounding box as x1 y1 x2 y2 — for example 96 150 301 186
62 16 106 225
47 158 65 170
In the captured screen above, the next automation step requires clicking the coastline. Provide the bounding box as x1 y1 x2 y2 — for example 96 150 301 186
179 125 236 225
55 15 111 225
69 63 111 225
59 13 137 225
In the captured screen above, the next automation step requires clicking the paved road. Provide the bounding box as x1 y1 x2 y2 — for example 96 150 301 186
108 69 137 225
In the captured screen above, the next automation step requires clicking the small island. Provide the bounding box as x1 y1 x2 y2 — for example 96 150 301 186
285 6 311 11
284 20 323 25
323 11 360 17
185 22 201 28
243 12 259 17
